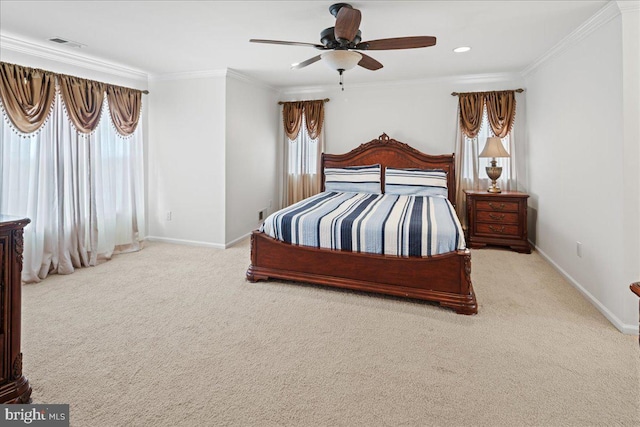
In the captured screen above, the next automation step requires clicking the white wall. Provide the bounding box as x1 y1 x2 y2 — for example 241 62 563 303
225 73 279 244
280 74 524 158
619 0 640 331
525 10 638 332
147 75 226 246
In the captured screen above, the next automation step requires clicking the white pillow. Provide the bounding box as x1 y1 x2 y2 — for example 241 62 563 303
324 164 381 194
385 167 448 197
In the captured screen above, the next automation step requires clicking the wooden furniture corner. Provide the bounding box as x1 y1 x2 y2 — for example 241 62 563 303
0 216 32 404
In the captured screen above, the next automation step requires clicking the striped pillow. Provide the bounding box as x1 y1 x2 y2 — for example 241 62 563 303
324 164 381 194
385 167 448 197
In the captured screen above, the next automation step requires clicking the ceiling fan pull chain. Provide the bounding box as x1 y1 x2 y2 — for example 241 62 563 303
339 69 345 91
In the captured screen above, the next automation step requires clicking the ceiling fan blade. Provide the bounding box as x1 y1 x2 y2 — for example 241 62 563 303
334 7 362 42
355 36 437 50
250 39 326 49
291 55 322 70
358 53 383 71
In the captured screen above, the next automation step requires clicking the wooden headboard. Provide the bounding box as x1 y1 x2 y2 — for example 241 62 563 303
321 133 457 205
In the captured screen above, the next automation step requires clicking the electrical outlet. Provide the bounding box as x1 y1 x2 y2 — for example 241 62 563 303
576 241 582 258
258 208 268 221
166 211 172 221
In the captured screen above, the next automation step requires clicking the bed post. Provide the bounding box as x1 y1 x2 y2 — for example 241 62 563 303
246 232 268 282
460 251 478 314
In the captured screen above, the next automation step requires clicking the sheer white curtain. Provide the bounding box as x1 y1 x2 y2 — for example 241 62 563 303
455 107 523 228
281 115 325 207
0 93 145 283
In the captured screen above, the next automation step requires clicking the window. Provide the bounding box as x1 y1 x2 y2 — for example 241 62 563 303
472 111 511 181
282 112 324 206
0 92 145 283
288 115 319 176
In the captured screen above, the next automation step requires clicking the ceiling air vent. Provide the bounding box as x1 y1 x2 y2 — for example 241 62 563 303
48 37 85 48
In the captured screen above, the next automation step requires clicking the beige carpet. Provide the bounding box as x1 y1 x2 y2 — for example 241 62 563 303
23 239 640 426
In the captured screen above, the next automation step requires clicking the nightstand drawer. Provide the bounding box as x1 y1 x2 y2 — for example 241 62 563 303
476 223 520 236
475 200 520 212
476 211 519 224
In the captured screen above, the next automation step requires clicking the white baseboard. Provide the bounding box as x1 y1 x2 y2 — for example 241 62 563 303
145 236 225 249
224 232 251 248
533 243 639 336
145 232 252 250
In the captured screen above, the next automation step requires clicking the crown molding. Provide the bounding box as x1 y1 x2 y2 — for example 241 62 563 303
225 69 277 92
440 72 524 86
0 33 148 81
617 0 640 12
522 1 621 77
277 85 330 96
149 68 277 92
279 72 523 96
148 69 227 82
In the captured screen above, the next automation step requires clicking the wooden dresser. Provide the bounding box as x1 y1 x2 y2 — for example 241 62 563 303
0 216 32 403
465 191 531 253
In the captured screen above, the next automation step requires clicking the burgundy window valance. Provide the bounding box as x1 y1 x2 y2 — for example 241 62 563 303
0 61 143 135
282 99 325 140
0 62 56 134
59 75 105 134
458 90 517 139
107 86 142 137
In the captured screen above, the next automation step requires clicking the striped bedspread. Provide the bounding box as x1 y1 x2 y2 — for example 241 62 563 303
260 192 466 257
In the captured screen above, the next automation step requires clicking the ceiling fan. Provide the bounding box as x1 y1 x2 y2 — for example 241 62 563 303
250 2 436 89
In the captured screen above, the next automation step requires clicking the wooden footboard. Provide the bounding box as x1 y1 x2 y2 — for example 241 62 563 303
247 231 477 315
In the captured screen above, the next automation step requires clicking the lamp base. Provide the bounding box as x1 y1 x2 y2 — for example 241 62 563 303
486 164 503 193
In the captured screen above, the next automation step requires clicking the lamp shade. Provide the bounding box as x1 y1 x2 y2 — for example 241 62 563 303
479 137 510 158
321 50 362 71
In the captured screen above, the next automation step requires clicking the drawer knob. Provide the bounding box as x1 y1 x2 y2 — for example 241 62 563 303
489 213 505 220
489 225 505 233
489 202 505 211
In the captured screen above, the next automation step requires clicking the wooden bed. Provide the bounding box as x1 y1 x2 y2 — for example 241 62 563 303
246 133 477 315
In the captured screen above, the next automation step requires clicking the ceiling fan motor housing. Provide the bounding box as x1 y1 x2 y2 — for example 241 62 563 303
329 3 353 18
320 27 362 49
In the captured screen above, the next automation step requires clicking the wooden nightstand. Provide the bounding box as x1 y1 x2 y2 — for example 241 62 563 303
465 190 531 253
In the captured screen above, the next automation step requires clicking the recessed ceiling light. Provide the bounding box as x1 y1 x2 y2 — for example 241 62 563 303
453 46 471 53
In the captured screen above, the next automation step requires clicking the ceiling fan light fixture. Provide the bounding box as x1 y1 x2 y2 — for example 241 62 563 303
321 50 362 71
453 46 471 53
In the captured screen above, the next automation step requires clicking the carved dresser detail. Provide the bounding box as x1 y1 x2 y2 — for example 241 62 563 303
0 216 32 403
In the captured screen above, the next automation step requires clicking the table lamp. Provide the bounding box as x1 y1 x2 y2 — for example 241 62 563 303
479 137 510 193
